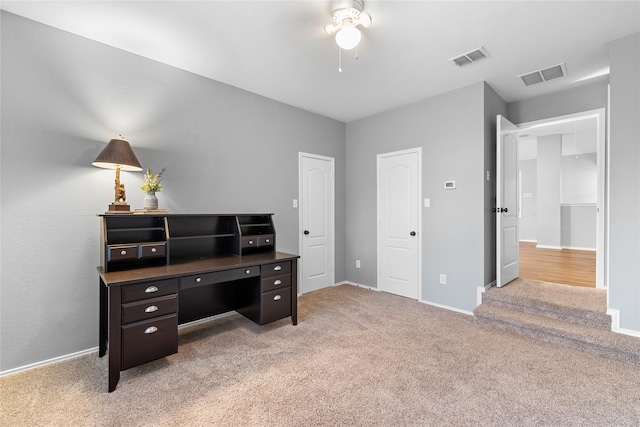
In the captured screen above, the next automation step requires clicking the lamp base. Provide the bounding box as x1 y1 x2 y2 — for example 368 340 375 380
106 202 131 214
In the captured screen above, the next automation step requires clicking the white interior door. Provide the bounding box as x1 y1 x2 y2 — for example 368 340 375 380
299 153 335 294
377 148 421 299
497 115 520 287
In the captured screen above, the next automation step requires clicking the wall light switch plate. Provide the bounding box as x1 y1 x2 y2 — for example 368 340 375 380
293 199 298 208
424 198 430 208
444 181 456 190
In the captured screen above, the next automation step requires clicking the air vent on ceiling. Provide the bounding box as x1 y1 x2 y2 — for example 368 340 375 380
450 47 490 67
519 63 567 86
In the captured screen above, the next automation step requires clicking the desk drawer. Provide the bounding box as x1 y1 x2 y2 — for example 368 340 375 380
180 266 260 290
261 261 291 278
241 236 258 248
260 288 291 325
140 242 166 258
121 294 177 324
260 273 291 292
108 245 138 262
121 314 177 370
122 278 178 303
258 235 274 246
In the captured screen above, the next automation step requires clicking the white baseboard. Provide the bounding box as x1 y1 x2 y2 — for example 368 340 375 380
0 347 98 378
419 299 473 316
561 246 596 252
519 239 537 243
341 281 380 291
536 244 563 250
607 309 640 338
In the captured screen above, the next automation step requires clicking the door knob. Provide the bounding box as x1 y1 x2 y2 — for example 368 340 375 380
304 230 310 235
410 231 416 236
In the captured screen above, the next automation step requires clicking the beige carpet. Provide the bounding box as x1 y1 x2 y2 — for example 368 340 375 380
2 284 640 426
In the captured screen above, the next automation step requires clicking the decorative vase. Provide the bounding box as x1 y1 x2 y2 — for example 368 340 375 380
143 191 158 210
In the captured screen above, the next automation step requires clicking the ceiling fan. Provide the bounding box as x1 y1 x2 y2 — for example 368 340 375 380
323 0 372 71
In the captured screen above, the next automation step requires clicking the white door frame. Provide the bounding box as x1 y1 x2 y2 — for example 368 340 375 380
516 108 606 289
376 147 422 301
298 152 335 295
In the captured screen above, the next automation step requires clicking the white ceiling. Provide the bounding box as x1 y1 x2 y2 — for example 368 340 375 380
2 1 639 123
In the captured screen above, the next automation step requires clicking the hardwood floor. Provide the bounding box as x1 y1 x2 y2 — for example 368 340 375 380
519 241 596 288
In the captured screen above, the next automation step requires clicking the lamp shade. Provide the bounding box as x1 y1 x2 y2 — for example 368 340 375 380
92 138 142 171
335 26 361 50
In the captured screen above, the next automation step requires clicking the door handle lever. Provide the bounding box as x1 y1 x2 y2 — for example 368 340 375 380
410 231 416 236
303 230 310 235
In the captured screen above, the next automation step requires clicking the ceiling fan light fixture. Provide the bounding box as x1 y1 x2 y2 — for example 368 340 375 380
335 26 361 50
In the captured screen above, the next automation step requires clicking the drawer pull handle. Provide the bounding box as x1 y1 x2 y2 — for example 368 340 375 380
245 269 251 274
274 280 282 285
265 239 270 243
151 247 157 253
273 295 281 301
195 277 202 283
145 305 159 313
144 326 158 334
145 286 159 293
249 240 254 245
274 266 282 271
120 250 127 255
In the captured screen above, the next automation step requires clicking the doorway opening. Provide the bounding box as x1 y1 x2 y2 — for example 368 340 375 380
515 109 605 289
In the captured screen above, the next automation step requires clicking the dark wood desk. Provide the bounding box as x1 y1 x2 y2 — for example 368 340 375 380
97 214 299 392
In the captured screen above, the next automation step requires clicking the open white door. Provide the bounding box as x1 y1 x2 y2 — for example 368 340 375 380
377 148 421 299
497 115 520 287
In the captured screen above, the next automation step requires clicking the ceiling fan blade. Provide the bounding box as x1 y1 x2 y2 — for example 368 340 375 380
359 11 372 28
324 23 340 35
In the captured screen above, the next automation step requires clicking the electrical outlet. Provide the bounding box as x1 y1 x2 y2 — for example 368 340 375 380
439 274 447 285
356 260 361 268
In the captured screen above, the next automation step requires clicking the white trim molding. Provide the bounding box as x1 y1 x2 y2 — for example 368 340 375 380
420 299 474 316
342 281 380 291
0 347 98 378
607 309 640 338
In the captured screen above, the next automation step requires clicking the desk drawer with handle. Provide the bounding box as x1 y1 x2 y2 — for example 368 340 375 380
180 266 260 290
259 288 292 325
261 261 291 278
121 294 178 324
122 278 178 303
121 314 178 370
260 274 291 292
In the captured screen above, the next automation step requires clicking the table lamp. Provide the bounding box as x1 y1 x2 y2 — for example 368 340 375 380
92 136 143 213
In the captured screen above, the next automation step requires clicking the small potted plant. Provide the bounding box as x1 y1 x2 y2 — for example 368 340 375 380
140 167 166 210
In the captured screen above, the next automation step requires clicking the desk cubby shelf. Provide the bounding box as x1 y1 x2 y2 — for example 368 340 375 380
100 213 279 272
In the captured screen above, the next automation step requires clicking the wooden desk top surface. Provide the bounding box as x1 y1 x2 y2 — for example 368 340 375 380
98 251 299 286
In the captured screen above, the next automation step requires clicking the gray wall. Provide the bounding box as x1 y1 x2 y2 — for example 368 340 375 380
346 82 492 312
536 135 563 248
519 159 538 241
507 80 609 124
0 12 346 372
608 32 640 331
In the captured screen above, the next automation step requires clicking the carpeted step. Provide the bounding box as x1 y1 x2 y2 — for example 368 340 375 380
474 303 640 366
481 288 611 330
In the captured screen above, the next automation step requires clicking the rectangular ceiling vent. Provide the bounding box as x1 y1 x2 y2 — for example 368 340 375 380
519 63 567 86
450 47 490 67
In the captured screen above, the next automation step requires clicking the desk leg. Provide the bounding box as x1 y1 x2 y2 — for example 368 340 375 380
98 279 107 357
107 285 121 392
291 260 298 325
